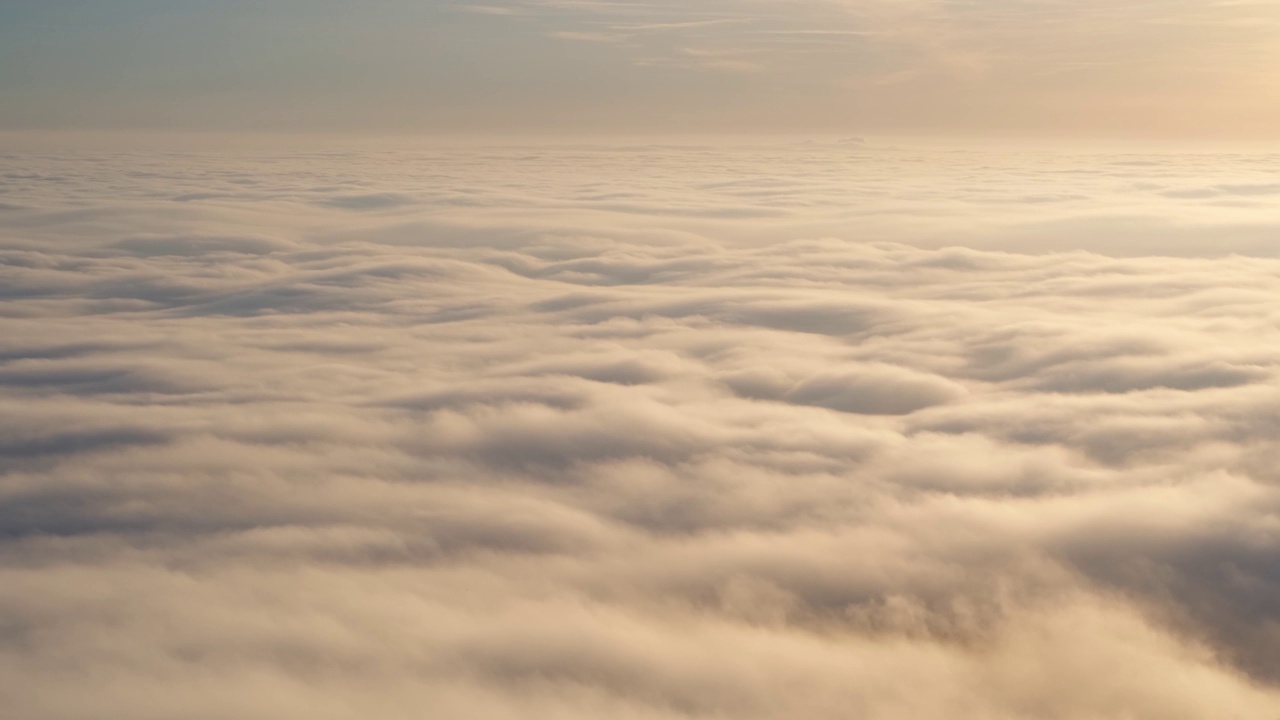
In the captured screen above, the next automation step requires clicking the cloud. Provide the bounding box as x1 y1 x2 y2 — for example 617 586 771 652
724 363 966 415
2 141 1280 718
507 0 1280 89
319 193 419 210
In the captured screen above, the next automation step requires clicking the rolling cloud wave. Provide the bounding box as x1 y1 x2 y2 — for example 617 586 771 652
2 142 1280 719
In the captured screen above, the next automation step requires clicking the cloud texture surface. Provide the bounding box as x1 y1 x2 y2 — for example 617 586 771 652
3 141 1280 718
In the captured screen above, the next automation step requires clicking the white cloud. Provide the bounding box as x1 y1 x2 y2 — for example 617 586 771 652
2 141 1280 718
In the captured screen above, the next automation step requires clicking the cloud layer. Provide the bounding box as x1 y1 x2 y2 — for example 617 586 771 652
2 141 1280 719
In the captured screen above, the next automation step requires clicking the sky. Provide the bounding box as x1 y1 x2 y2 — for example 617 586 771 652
2 0 1280 137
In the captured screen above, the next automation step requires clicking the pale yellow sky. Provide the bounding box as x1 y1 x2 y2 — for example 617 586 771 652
1 0 1278 137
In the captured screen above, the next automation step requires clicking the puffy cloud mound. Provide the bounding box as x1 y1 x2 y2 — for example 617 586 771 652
2 142 1280 719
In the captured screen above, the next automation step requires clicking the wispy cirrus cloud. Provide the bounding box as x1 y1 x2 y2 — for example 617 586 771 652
468 0 1280 130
